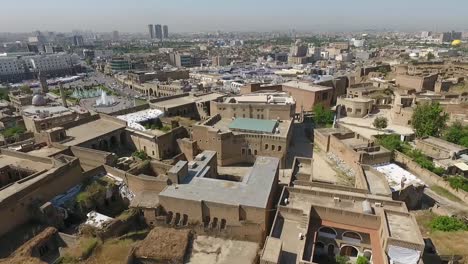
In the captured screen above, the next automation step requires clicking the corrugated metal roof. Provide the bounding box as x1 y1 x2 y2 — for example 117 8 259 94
228 118 277 134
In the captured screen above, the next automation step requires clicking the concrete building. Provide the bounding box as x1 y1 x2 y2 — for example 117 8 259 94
395 73 439 92
163 25 169 39
22 105 90 133
0 53 76 82
0 149 84 237
148 24 154 39
210 92 296 120
121 150 281 243
240 82 333 113
336 96 374 118
260 183 424 264
155 24 163 40
169 52 199 68
192 114 293 167
150 92 225 120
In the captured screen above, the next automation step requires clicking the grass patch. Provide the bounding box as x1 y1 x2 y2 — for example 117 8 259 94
1 126 25 138
59 237 100 263
414 210 468 256
85 239 134 264
431 185 463 203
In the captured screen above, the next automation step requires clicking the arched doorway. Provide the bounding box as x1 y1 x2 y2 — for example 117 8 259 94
327 244 335 256
110 135 118 149
340 245 358 257
120 132 126 146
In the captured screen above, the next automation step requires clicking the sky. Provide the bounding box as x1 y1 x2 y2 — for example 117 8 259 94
1 0 468 33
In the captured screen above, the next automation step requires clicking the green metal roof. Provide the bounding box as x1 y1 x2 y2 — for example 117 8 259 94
228 118 277 134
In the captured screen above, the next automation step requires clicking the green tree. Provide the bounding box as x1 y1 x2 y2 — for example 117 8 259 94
377 134 405 152
430 216 467 232
411 103 448 138
132 150 150 160
313 103 334 127
20 84 32 94
373 117 388 129
335 255 350 264
444 122 465 143
427 52 435 60
356 256 369 264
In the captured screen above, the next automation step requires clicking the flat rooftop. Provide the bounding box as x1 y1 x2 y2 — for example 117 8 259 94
224 92 295 105
362 167 392 196
160 156 279 208
151 93 225 109
419 137 467 153
385 210 422 244
63 118 126 146
229 118 278 134
211 118 291 138
282 81 332 92
0 153 52 172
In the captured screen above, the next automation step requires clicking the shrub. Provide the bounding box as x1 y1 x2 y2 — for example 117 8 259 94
335 255 350 264
132 150 150 160
373 117 388 129
447 176 468 192
430 216 467 232
356 256 369 264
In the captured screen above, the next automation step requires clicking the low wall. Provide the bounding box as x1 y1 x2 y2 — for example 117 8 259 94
394 151 468 203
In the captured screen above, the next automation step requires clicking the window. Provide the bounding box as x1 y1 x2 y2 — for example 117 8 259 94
347 108 352 113
265 144 269 150
248 149 252 155
278 146 282 151
241 148 246 155
356 108 362 114
271 145 275 151
322 92 328 100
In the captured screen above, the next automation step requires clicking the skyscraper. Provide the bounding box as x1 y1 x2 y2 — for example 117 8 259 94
148 24 154 39
112 30 119 41
155 24 163 40
163 25 169 39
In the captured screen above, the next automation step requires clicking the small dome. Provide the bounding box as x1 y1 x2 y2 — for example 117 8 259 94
32 94 46 106
451 40 462 47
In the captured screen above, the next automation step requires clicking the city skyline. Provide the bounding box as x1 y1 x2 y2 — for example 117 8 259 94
1 0 468 33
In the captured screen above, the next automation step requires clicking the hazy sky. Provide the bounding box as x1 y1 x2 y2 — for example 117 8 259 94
1 0 468 33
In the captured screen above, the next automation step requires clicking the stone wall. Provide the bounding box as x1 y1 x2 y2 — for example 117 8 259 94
394 151 468 203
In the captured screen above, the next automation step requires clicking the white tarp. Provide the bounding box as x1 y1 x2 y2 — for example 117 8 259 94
117 108 164 131
388 245 421 264
85 211 113 229
374 163 425 191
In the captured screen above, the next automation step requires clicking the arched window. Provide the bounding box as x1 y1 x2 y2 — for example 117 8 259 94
265 144 269 150
342 231 362 241
340 245 358 257
318 227 337 238
278 146 282 151
271 145 275 151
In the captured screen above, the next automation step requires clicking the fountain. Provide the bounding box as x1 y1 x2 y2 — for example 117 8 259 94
94 90 118 107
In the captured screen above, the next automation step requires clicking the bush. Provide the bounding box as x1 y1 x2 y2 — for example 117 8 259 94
356 256 369 264
430 216 467 232
376 134 407 152
373 117 388 129
132 150 150 160
447 176 468 192
335 255 350 264
313 103 334 127
1 126 26 138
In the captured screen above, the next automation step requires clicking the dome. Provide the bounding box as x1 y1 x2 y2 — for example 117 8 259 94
32 94 46 106
451 40 462 46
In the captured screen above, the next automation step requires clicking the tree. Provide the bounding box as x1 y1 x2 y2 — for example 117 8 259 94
313 103 334 127
411 103 448 138
430 216 467 232
427 52 435 60
356 256 369 264
335 255 350 264
373 117 388 129
20 84 32 94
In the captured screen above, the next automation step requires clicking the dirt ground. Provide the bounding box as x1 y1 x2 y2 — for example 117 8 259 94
186 236 259 264
413 210 468 257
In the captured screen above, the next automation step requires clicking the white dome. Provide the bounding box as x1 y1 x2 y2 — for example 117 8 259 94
32 94 46 106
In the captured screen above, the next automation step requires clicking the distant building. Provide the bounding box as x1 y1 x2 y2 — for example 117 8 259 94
72 35 84 46
148 24 154 39
155 24 163 40
106 57 131 73
112 30 119 41
163 25 169 39
169 52 199 68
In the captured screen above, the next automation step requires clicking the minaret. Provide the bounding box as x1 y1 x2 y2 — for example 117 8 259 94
39 72 48 94
59 82 68 108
